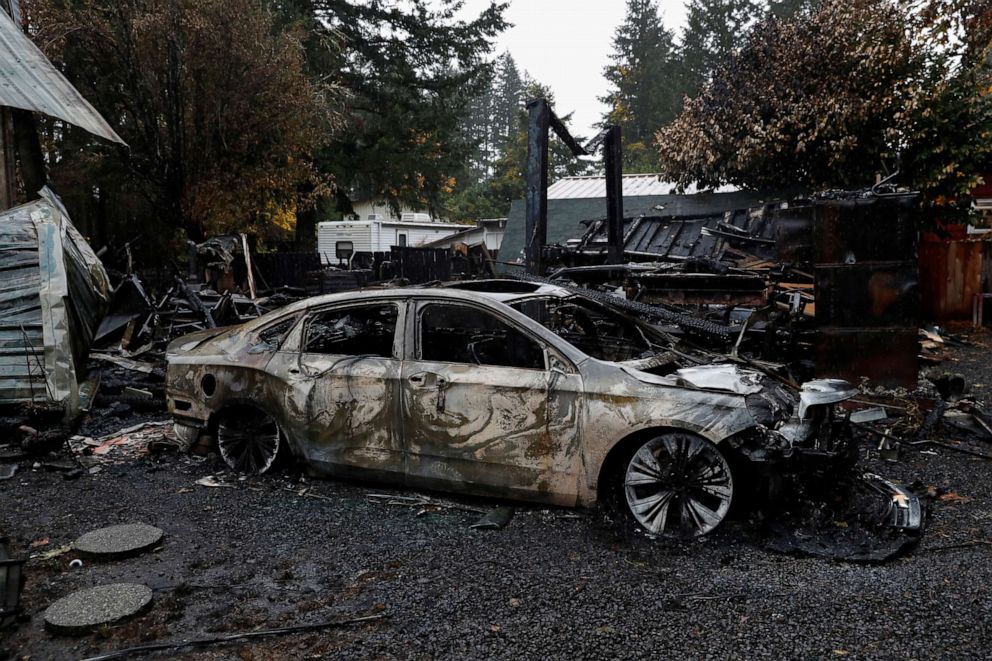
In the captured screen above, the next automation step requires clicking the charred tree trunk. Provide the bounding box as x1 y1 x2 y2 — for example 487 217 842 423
12 109 46 197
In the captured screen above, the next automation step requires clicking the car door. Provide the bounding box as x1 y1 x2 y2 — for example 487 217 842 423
284 300 406 481
401 299 582 505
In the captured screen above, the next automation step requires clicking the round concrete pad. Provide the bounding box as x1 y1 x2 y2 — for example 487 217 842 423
44 583 152 635
74 523 163 560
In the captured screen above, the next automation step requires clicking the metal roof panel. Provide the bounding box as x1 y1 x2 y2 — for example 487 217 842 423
0 11 124 144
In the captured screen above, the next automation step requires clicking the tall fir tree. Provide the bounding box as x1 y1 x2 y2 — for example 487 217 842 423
456 52 525 187
767 0 817 19
492 53 525 157
679 0 763 96
445 79 591 222
289 0 508 220
601 0 682 171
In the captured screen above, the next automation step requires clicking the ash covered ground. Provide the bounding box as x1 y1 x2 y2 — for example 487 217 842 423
3 330 992 660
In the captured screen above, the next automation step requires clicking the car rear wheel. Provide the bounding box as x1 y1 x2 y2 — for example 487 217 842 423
621 432 734 537
216 406 282 474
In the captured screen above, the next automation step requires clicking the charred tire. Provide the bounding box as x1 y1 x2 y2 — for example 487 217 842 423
216 406 283 474
611 431 735 538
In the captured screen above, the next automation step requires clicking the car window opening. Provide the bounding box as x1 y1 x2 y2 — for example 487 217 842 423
420 304 545 370
305 304 398 357
253 317 297 352
511 297 656 363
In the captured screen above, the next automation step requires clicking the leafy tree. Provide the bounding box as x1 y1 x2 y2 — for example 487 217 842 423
656 0 992 213
25 0 338 244
655 0 921 191
600 0 682 172
900 0 992 213
304 0 508 220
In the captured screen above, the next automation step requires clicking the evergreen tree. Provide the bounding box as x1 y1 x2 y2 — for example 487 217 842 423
298 0 508 219
601 0 682 171
679 0 763 96
767 0 816 19
457 52 525 187
445 80 592 222
460 68 498 183
492 53 525 157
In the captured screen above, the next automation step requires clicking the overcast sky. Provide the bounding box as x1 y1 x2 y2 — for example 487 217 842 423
459 0 691 139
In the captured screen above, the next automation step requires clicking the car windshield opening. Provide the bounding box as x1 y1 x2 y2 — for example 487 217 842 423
511 296 657 362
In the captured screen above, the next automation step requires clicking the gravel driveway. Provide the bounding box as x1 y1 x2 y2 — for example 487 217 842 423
3 329 992 660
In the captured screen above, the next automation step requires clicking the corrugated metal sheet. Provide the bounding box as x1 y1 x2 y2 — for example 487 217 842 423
548 174 669 199
547 175 740 200
0 190 110 409
500 191 769 268
0 10 124 144
572 204 782 261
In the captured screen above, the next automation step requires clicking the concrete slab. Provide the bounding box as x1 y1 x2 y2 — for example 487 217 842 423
73 523 163 560
43 583 152 635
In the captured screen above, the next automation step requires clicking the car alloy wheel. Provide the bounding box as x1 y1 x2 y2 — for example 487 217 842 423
623 432 734 537
217 407 281 474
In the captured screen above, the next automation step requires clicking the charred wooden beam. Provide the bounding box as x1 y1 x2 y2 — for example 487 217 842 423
524 98 550 275
548 112 588 157
604 125 624 265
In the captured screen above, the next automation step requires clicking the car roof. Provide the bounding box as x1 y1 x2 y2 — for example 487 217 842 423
256 286 589 364
266 286 570 318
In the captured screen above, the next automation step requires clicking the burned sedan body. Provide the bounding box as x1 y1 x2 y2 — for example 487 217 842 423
167 287 872 537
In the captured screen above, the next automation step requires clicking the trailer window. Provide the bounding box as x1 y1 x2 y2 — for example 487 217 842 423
397 233 408 247
335 241 354 259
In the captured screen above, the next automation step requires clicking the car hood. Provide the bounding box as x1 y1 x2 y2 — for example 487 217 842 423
622 363 765 396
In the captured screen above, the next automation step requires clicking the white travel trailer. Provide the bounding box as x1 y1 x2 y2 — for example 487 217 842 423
317 214 473 266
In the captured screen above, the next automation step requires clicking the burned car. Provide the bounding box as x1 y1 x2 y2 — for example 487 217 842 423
167 287 870 537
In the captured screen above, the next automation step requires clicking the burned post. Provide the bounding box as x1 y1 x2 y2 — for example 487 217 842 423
0 108 13 210
604 125 624 264
0 1 16 210
524 98 550 275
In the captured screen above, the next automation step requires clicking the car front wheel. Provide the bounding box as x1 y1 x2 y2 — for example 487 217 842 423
620 432 735 537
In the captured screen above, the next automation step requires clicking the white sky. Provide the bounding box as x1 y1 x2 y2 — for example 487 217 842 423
459 0 691 139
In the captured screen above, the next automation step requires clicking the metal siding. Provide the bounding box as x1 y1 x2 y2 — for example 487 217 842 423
317 222 374 263
0 194 109 406
0 11 124 144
